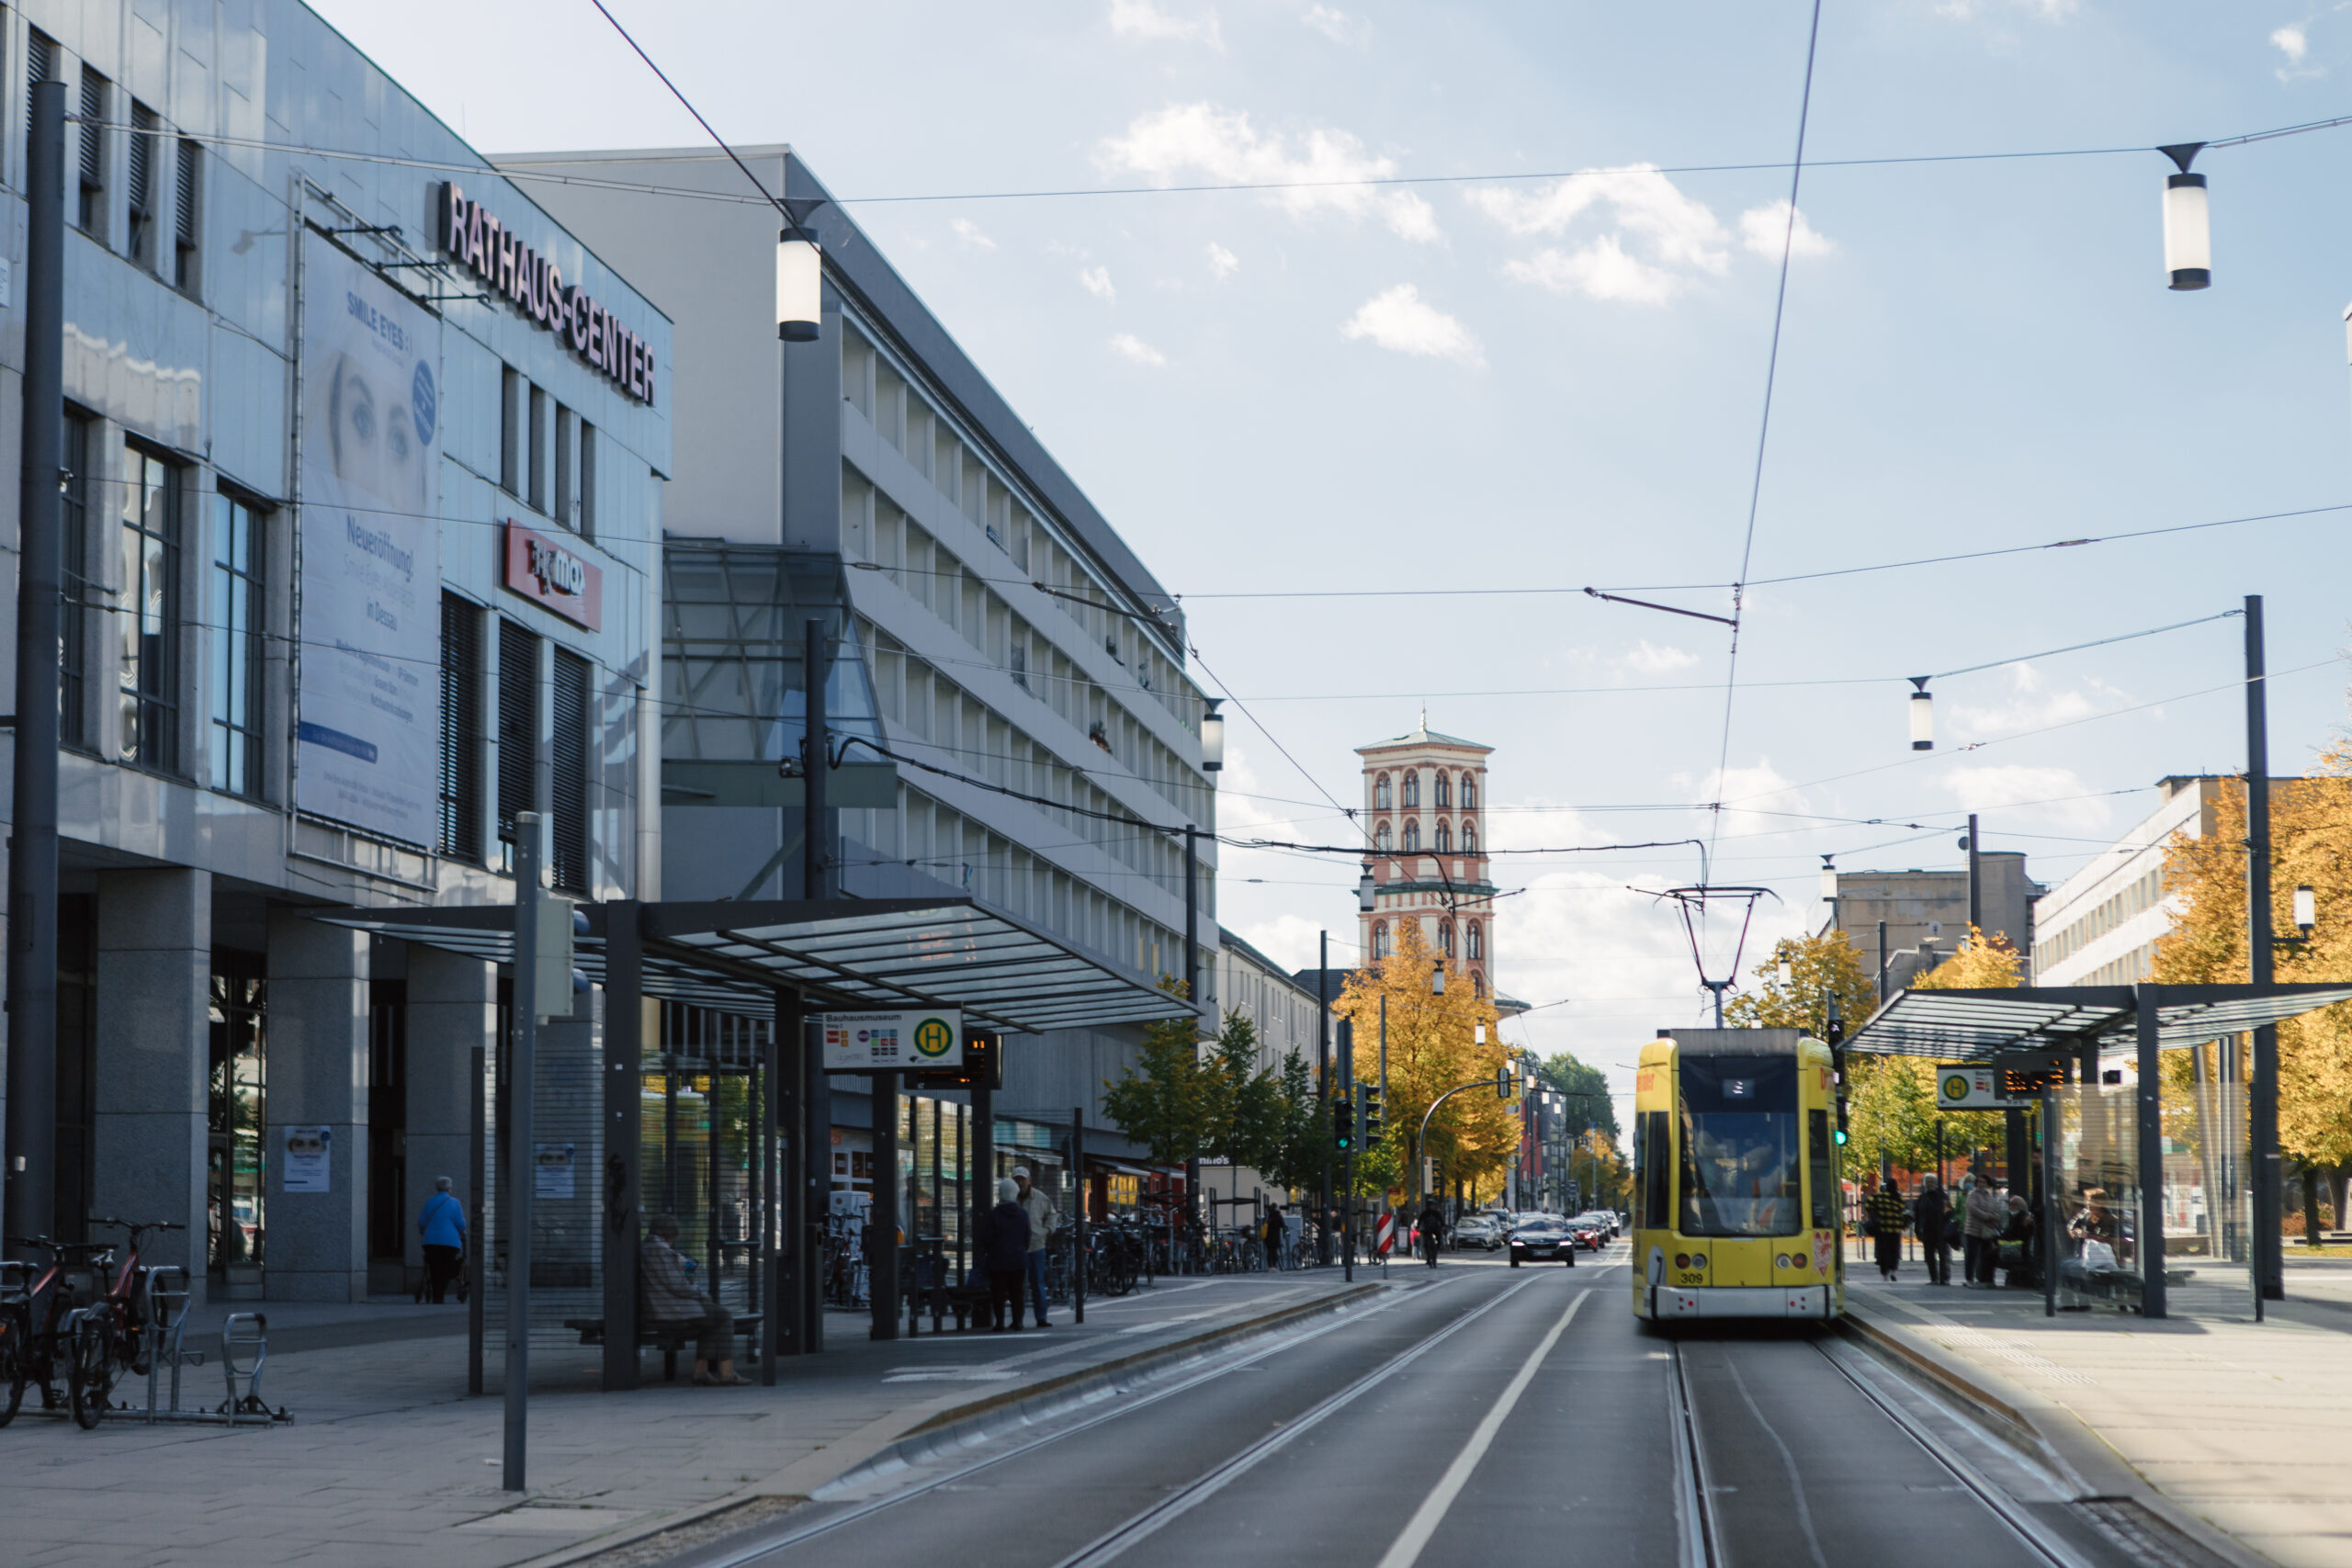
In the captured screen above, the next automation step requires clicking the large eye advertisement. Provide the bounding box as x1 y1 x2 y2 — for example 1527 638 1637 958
295 231 444 848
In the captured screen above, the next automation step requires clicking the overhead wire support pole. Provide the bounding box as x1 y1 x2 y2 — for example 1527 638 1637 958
1317 930 1331 1266
2246 593 2282 1306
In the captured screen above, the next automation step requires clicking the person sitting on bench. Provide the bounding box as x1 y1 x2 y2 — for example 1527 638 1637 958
642 1215 747 1385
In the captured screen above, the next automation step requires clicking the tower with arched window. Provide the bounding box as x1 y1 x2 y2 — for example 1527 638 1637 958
1357 717 1517 1016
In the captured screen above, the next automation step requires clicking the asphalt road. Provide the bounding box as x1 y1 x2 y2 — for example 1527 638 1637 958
697 1245 2224 1568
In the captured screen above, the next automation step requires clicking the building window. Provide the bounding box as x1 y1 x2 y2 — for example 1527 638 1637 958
75 68 106 240
1473 972 1485 999
1462 774 1476 810
1402 820 1419 853
126 102 158 270
173 137 200 294
1400 772 1419 808
1440 921 1453 956
209 491 265 797
119 446 181 772
1374 774 1391 810
1373 921 1389 959
1434 820 1451 853
439 594 483 861
527 384 549 513
1374 821 1392 853
26 33 53 148
554 404 575 531
578 422 598 541
60 408 93 750
550 647 590 893
1463 821 1476 855
496 619 537 866
1467 922 1483 960
1435 773 1450 808
499 367 522 496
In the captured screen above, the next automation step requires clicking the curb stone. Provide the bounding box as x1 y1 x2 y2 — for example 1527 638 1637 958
1839 1305 2278 1568
519 1280 1387 1567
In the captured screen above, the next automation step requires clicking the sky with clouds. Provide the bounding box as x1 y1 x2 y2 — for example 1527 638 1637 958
317 0 2352 1112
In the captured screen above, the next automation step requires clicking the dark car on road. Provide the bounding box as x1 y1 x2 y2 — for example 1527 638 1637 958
1509 1217 1577 1268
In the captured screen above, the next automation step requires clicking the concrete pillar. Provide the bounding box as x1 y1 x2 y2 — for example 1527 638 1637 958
91 868 211 1307
405 944 496 1280
265 908 369 1302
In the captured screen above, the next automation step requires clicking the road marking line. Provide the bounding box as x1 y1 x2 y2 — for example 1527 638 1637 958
1374 1286 1592 1568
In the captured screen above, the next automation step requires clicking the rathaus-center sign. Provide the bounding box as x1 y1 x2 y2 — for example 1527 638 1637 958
437 181 659 406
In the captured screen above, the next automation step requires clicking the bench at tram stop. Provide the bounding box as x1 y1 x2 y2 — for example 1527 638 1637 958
563 1311 766 1380
903 1237 999 1335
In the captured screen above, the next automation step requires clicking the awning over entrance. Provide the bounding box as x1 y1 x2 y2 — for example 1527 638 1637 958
1842 982 2352 1059
310 896 1193 1034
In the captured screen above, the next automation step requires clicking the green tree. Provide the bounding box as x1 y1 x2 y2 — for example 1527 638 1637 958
1537 1051 1621 1141
1724 931 1877 1037
1102 980 1213 1169
1840 926 2016 1180
1261 1046 1324 1197
1205 1012 1285 1174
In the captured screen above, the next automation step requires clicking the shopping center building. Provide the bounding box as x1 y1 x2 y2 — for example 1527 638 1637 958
0 1 669 1304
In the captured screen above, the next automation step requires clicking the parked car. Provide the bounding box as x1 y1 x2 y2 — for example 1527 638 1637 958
1509 1217 1577 1268
1452 1215 1503 1251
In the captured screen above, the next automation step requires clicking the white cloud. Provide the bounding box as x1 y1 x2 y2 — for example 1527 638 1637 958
949 218 996 251
1236 913 1325 974
1936 0 2075 19
1340 285 1484 367
1938 764 2115 834
1080 265 1117 301
2274 22 2310 61
1108 0 1223 47
1109 333 1167 367
1737 198 1836 259
1504 236 1681 305
1302 5 1362 43
1942 663 2124 742
1470 168 1728 272
1098 103 1442 243
1205 241 1240 280
1617 640 1702 676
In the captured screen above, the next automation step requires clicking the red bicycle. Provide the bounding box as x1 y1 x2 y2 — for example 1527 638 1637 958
2 1217 183 1427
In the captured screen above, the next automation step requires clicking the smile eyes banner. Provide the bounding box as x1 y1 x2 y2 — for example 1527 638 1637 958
295 231 444 848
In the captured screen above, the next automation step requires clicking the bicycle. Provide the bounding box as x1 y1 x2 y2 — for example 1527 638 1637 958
62 1218 186 1427
2 1233 121 1427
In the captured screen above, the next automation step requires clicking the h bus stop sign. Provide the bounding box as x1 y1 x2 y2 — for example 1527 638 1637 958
1936 1065 2025 1111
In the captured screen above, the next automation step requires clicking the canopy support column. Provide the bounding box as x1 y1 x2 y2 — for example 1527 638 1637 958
601 900 643 1392
2136 984 2167 1320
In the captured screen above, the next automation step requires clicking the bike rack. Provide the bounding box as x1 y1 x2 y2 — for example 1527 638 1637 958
138 1265 207 1423
218 1313 287 1424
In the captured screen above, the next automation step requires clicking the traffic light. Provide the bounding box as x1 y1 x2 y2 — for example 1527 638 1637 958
1362 1084 1384 1143
1333 1095 1354 1152
1835 1098 1849 1145
1498 1064 1511 1099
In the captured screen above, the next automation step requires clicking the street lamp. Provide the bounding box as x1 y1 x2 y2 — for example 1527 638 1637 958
1819 854 1837 905
1357 863 1376 914
1430 958 1446 996
775 226 822 341
2295 884 2316 939
2159 143 2211 291
1199 700 1225 773
1907 678 1934 750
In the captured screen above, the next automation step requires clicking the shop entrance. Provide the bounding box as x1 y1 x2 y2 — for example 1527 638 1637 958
207 953 266 1294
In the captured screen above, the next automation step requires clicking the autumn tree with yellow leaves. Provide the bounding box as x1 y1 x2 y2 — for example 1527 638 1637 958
2151 765 2352 1234
1331 919 1515 1202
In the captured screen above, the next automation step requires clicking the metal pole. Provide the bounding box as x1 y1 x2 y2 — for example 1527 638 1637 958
1378 993 1389 1244
3 79 64 1258
1185 827 1200 1229
761 992 782 1382
2136 984 2166 1320
1876 920 1888 1006
801 999 825 1353
469 1043 486 1396
2245 594 2282 1305
1070 1108 1086 1325
1341 1021 1354 1283
504 812 547 1492
1317 931 1330 1264
601 903 642 1392
806 619 830 899
870 1071 899 1338
1966 812 1982 937
2042 1083 2059 1319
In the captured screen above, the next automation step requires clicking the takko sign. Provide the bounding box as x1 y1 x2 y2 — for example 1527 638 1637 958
437 182 657 406
503 520 603 630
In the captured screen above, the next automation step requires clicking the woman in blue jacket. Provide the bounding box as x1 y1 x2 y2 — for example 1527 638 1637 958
418 1177 467 1303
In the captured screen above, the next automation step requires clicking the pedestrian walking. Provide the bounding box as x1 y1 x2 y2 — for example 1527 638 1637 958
1916 1174 1951 1285
416 1177 467 1303
1866 1176 1907 1281
979 1177 1032 1330
1262 1201 1284 1270
640 1215 746 1385
1012 1166 1057 1327
1962 1169 2006 1288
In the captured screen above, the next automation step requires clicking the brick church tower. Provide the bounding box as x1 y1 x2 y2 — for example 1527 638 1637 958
1357 716 1503 1006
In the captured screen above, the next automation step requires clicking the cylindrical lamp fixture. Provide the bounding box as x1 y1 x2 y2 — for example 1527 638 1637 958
776 228 822 341
1819 855 1837 904
1908 678 1934 751
2163 174 2211 291
1356 863 1377 914
1199 700 1225 773
1430 959 1446 996
2295 884 2316 934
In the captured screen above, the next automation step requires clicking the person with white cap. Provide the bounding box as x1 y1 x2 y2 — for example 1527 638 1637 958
1013 1167 1057 1327
978 1176 1032 1330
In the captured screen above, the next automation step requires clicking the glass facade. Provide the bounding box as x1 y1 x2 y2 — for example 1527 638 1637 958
119 446 180 772
209 492 265 795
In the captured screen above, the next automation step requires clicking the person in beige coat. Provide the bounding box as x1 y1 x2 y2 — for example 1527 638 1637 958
1013 1167 1057 1327
1962 1171 2007 1288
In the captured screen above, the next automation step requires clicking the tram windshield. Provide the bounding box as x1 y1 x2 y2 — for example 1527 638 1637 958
1677 1055 1804 1237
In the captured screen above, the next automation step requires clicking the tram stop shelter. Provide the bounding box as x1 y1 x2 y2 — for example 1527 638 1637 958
1842 982 2352 1320
308 896 1194 1387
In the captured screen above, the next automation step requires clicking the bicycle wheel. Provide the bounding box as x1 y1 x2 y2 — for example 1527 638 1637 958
0 1305 27 1427
67 1315 113 1429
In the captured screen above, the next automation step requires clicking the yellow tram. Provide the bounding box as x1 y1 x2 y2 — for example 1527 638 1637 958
1631 1028 1845 1322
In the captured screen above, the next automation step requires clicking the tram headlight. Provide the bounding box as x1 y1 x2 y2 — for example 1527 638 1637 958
1690 1253 1707 1269
1776 1254 1790 1269
1674 1253 1690 1269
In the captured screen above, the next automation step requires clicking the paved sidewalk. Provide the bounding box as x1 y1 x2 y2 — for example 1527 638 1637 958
0 1267 1394 1568
1846 1258 2352 1568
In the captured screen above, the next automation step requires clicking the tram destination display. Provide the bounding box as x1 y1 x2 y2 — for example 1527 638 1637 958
819 1009 964 1071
